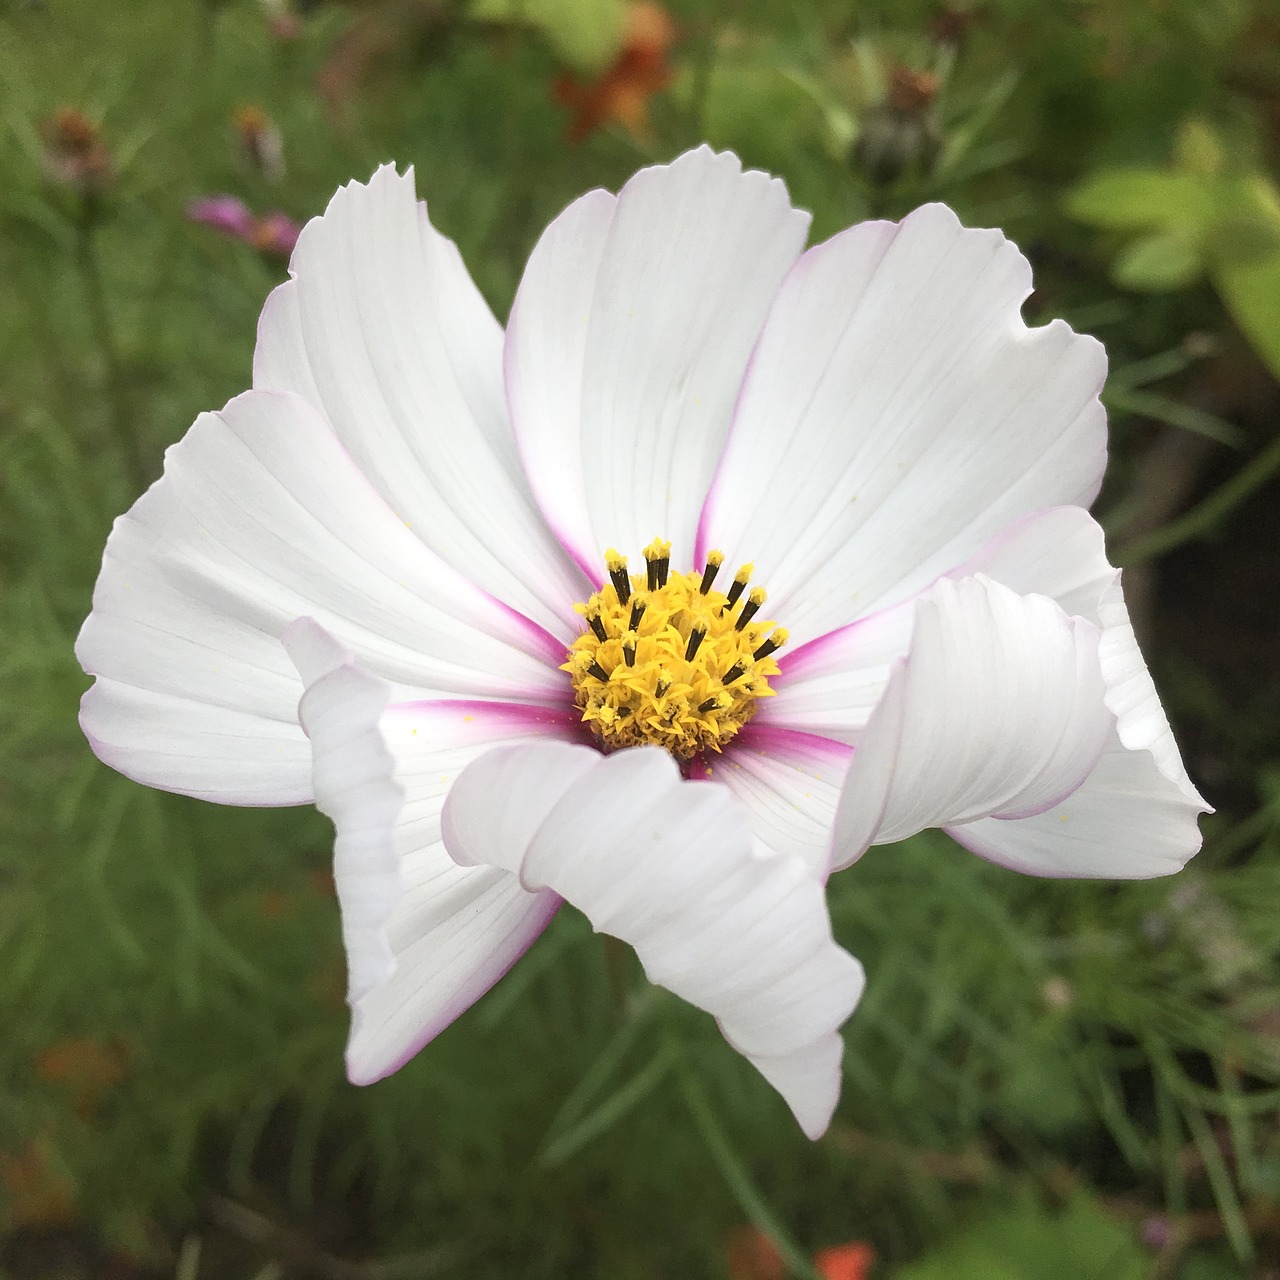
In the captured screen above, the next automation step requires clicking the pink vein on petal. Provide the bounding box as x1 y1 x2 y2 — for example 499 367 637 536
732 720 855 765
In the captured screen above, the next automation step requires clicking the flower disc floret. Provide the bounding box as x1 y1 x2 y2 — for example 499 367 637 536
563 539 788 760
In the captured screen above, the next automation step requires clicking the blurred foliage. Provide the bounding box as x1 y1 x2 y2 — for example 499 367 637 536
894 1194 1147 1280
1067 118 1280 375
1 0 1279 1277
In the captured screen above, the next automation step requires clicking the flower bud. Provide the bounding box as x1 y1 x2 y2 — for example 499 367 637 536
851 66 942 186
40 108 113 197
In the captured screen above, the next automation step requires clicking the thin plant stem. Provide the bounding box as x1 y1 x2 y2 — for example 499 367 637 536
674 1045 822 1280
74 212 149 492
688 0 737 144
1118 430 1280 566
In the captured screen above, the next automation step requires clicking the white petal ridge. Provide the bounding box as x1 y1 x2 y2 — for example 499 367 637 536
830 575 1112 868
699 203 1109 643
283 619 581 1083
766 507 1208 877
944 565 1210 876
77 389 568 805
505 146 811 577
443 742 864 1138
255 164 588 638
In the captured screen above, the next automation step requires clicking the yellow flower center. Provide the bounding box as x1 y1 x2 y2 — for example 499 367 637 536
563 538 788 762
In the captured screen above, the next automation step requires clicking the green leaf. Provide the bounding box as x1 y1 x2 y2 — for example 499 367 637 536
1214 248 1280 380
1066 168 1216 232
1211 174 1280 266
896 1194 1146 1280
1174 116 1226 177
468 0 628 73
676 60 827 172
1112 231 1204 291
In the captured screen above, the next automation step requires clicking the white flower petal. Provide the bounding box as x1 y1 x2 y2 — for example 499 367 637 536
254 166 587 638
760 599 917 745
760 506 1122 745
283 619 580 1083
768 508 1208 877
287 618 403 999
1095 577 1204 804
953 509 1207 822
946 505 1118 619
505 146 810 576
442 743 863 1138
77 389 568 805
830 575 1111 868
950 572 1207 879
948 731 1207 878
698 205 1108 642
703 724 852 878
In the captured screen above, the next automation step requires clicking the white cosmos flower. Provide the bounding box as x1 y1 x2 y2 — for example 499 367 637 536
77 147 1209 1140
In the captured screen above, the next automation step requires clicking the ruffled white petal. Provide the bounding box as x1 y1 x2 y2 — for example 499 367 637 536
505 146 810 577
283 619 579 1083
830 575 1111 869
704 724 852 879
254 165 587 638
769 507 1208 877
949 571 1209 877
948 732 1207 878
698 204 1108 643
77 389 568 806
442 743 863 1138
287 619 403 999
761 506 1130 743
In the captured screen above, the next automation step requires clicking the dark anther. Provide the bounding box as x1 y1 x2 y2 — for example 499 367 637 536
588 612 607 642
684 626 707 661
655 554 669 589
609 560 631 605
697 696 722 714
735 598 763 631
699 558 722 594
629 598 647 631
623 636 637 667
723 578 747 611
753 635 782 660
722 661 747 685
587 660 610 682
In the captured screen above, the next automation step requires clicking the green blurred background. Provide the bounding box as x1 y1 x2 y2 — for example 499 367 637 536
3 0 1280 1276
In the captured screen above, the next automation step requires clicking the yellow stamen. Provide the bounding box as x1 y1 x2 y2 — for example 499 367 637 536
562 542 787 760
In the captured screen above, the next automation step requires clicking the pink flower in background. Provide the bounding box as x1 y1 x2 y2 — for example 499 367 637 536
188 195 256 238
188 195 300 257
80 148 1208 1139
